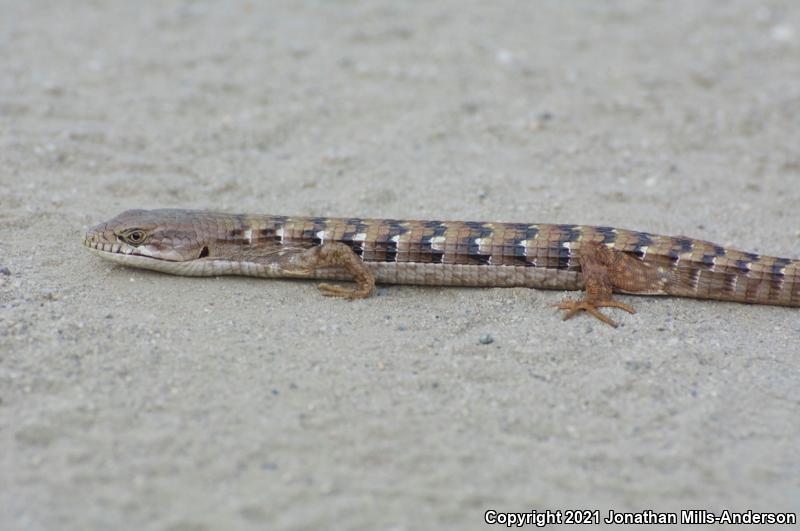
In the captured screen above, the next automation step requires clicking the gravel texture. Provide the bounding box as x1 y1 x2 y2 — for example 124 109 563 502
2 1 799 530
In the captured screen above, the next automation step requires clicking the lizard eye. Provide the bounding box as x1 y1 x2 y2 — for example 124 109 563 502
121 229 146 246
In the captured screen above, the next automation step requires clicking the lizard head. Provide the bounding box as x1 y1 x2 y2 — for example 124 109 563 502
84 209 211 269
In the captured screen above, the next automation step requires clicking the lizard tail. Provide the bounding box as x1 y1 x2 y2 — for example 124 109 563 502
665 256 800 306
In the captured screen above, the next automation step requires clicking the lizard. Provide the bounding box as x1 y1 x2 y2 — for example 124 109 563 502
83 208 800 327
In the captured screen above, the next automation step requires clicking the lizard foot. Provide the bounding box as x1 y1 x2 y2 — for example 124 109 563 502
554 299 636 328
318 282 372 300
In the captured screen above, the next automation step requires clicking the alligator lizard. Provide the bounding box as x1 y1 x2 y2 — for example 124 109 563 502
84 209 800 327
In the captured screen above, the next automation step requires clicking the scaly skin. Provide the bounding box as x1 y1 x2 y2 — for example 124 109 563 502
84 209 800 326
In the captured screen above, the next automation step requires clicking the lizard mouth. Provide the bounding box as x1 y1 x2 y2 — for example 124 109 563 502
83 237 179 262
83 233 220 277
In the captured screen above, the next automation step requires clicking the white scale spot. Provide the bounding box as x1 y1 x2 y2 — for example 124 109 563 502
353 233 367 242
243 228 252 244
474 237 493 255
315 230 326 243
430 235 446 251
518 239 530 259
390 234 401 243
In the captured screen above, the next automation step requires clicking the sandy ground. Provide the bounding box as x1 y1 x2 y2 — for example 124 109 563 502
2 1 800 530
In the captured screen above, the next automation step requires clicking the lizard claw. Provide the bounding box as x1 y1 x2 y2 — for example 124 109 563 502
318 282 372 300
554 299 636 328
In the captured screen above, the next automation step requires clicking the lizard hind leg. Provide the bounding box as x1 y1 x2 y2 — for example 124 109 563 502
555 241 662 327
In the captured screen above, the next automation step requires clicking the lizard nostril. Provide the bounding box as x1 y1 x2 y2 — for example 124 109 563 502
198 246 209 258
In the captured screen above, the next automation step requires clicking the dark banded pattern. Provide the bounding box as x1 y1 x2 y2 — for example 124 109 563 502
85 209 800 308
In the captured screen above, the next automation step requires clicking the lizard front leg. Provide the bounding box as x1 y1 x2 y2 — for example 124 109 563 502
556 242 666 327
287 243 375 299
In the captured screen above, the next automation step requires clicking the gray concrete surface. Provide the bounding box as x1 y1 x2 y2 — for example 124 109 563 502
2 1 799 530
